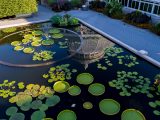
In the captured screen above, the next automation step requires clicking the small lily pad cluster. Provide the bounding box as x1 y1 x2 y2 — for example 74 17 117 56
33 50 56 61
109 71 151 96
148 100 160 115
49 28 64 39
43 64 77 83
58 41 68 48
117 55 139 67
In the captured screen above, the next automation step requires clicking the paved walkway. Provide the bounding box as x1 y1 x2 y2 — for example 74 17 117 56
0 6 160 64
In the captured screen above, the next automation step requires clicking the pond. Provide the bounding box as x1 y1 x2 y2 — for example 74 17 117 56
0 22 159 120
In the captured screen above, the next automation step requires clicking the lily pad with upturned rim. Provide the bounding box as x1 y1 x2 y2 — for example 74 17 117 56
99 99 120 115
88 83 105 96
121 109 146 120
57 109 77 120
53 81 70 93
76 73 94 85
68 85 81 96
23 47 34 54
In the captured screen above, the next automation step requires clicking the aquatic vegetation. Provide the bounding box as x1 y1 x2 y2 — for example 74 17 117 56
121 109 146 120
23 47 35 54
18 82 25 89
6 107 18 116
53 81 70 93
58 41 68 48
33 50 55 61
76 73 94 85
108 71 150 96
11 41 22 46
43 64 77 83
88 83 105 96
99 99 120 115
31 100 43 109
31 41 41 47
9 112 25 120
24 34 33 39
117 55 139 67
68 85 81 96
39 104 48 111
52 33 64 39
83 102 93 109
41 39 54 46
154 73 160 86
57 110 77 120
32 37 42 42
32 30 43 36
22 39 31 44
148 100 160 115
14 46 24 51
45 95 60 107
31 110 46 120
97 63 107 70
2 27 17 33
49 28 60 34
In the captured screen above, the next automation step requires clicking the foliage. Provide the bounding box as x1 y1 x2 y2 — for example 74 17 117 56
150 23 160 36
0 0 37 18
70 0 81 8
33 51 55 61
89 1 106 12
103 0 123 19
2 27 17 33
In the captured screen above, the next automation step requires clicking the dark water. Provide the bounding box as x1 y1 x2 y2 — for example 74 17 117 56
0 23 159 120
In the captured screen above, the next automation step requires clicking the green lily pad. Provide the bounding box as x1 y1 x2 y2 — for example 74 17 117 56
88 83 105 96
99 99 120 115
11 41 22 46
52 33 64 39
20 102 31 111
45 95 60 107
39 104 48 111
24 34 33 39
76 73 94 85
53 81 70 93
121 109 146 120
31 41 41 47
32 30 43 36
6 107 18 116
9 113 25 120
32 37 42 42
22 39 31 44
31 111 46 120
42 39 54 46
155 100 160 106
153 110 160 115
83 102 93 109
14 46 24 51
68 85 81 96
31 100 43 110
57 110 77 120
49 29 60 34
23 47 34 54
148 102 157 108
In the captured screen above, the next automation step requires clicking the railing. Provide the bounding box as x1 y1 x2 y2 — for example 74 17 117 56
107 0 160 16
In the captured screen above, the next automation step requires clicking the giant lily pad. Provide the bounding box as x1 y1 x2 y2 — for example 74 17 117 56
42 39 54 46
76 73 94 85
9 113 25 120
23 47 34 54
31 111 46 120
57 110 77 120
53 81 70 93
99 99 120 115
68 85 81 96
6 107 18 116
45 95 60 107
121 109 146 120
88 83 105 96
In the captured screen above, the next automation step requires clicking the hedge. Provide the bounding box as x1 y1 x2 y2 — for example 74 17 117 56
0 0 38 18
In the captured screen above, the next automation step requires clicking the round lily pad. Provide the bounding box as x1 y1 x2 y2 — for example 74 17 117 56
49 29 60 34
57 110 77 120
31 41 41 47
22 39 30 44
31 100 43 109
14 46 24 51
148 102 157 108
9 113 25 120
24 34 33 39
52 33 64 39
20 102 31 111
121 109 146 120
53 81 70 93
31 111 46 120
6 107 18 116
99 99 120 115
153 110 160 115
32 37 42 42
155 100 160 106
42 39 54 46
45 95 60 107
88 83 105 96
11 41 22 46
32 30 43 36
23 47 34 54
83 102 93 109
39 104 48 111
76 73 94 85
68 85 81 96
16 95 32 107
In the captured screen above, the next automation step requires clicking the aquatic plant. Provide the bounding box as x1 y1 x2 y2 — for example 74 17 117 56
31 41 41 47
154 74 160 86
76 73 94 85
32 30 43 36
41 39 54 46
23 47 35 54
148 100 160 115
6 107 18 116
18 82 25 89
57 109 77 120
9 112 25 120
45 95 60 107
31 110 46 120
52 33 64 39
49 28 61 34
2 27 17 33
43 64 77 83
33 50 55 61
11 41 22 46
108 71 150 96
53 81 70 93
99 99 120 115
14 46 24 51
68 85 81 96
121 109 146 120
58 41 68 48
22 39 31 44
88 83 105 96
83 102 93 109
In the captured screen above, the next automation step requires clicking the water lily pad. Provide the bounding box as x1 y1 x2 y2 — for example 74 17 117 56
68 85 81 96
32 30 43 36
155 100 160 106
76 73 94 85
14 46 24 51
45 95 60 107
9 113 25 120
99 99 120 115
6 107 18 116
23 47 34 54
20 102 31 111
57 110 77 120
31 100 42 110
39 104 48 111
49 29 60 34
88 83 105 96
83 102 93 109
42 39 54 46
31 111 46 120
121 109 146 120
22 39 31 44
53 81 70 93
11 41 22 46
148 102 157 108
31 41 41 47
24 34 33 39
52 33 64 39
153 110 160 115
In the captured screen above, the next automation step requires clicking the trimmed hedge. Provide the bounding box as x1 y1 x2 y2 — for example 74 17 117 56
0 0 38 18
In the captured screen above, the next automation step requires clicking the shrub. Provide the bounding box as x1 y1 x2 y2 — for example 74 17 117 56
89 1 106 12
103 0 123 19
150 23 160 35
0 0 38 19
70 0 81 8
